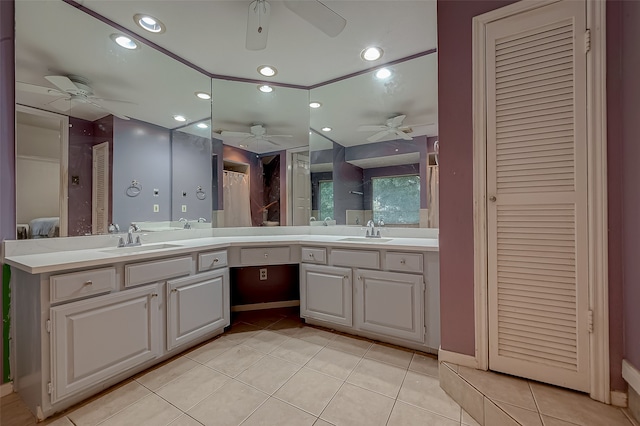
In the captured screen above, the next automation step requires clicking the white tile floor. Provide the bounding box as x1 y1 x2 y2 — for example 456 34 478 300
2 308 638 426
1 308 466 426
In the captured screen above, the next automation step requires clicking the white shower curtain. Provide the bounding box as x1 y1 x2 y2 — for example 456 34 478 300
223 171 252 227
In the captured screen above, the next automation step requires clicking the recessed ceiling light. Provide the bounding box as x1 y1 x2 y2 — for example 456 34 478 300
361 46 383 61
134 14 165 33
309 102 322 109
309 131 312 135
322 127 332 132
239 144 246 148
110 34 138 50
196 123 209 129
195 92 211 100
375 68 392 79
258 65 277 77
173 115 186 122
258 85 274 93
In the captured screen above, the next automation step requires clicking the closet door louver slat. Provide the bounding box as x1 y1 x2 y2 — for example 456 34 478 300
486 0 589 392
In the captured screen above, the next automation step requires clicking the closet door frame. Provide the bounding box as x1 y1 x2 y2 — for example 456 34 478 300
470 0 609 403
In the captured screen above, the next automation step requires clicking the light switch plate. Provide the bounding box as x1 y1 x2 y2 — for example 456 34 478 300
153 204 159 213
182 205 187 212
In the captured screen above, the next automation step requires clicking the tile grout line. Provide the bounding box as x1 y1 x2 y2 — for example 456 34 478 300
528 381 546 426
383 362 411 426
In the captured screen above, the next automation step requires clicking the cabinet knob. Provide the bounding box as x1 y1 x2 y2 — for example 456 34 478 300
343 275 348 279
309 253 314 258
489 195 497 202
213 258 219 263
400 259 406 265
151 293 158 297
264 253 268 258
357 276 362 280
84 280 93 286
171 289 178 293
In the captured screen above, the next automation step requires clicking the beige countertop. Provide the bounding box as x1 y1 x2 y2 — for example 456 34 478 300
3 234 439 275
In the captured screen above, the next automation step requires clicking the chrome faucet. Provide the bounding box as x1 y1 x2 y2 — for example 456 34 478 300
118 223 141 247
179 218 191 229
366 220 381 238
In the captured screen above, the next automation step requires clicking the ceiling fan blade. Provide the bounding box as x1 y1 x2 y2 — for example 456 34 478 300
367 130 390 143
16 81 64 96
246 0 271 51
283 0 346 37
47 97 73 112
44 75 78 92
264 134 293 138
86 99 130 120
89 96 137 105
263 139 281 146
388 114 406 128
394 129 413 141
357 125 387 132
221 131 253 138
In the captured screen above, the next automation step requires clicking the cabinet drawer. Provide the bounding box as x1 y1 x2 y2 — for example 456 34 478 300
330 249 380 269
385 252 423 273
301 247 327 264
125 256 192 287
198 250 228 272
240 247 291 265
50 267 117 303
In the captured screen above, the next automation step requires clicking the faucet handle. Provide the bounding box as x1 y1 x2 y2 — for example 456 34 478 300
118 237 125 247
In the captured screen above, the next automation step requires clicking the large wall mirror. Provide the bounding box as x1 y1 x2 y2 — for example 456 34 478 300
14 0 437 237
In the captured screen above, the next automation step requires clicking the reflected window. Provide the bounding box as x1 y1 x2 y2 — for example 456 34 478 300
319 180 334 220
372 175 420 225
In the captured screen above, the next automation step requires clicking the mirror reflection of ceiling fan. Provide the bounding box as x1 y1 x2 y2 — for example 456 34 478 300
246 0 347 50
220 124 293 146
357 114 431 142
16 75 132 120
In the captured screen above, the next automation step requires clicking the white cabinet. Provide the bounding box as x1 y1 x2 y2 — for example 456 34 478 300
50 284 160 403
300 264 352 327
354 269 425 343
167 269 230 351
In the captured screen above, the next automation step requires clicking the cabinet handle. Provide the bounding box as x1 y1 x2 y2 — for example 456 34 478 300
151 293 158 297
84 280 93 286
309 253 314 258
171 289 178 293
213 258 219 263
400 259 406 265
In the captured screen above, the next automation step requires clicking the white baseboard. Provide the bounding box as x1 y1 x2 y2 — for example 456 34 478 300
0 382 13 398
231 300 299 312
623 360 640 397
438 347 479 369
611 390 628 408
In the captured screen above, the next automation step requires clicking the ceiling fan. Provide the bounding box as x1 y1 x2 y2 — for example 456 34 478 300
357 114 422 142
246 0 347 50
16 75 131 120
220 124 293 145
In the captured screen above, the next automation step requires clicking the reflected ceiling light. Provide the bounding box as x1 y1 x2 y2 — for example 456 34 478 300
196 123 209 129
258 85 274 93
361 46 383 61
134 14 165 33
173 115 187 122
258 65 277 77
309 102 322 109
239 144 247 148
322 127 332 132
375 68 392 79
110 34 138 50
195 92 211 100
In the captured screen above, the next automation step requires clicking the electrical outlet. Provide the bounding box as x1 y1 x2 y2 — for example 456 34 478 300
181 205 187 212
153 204 159 213
259 268 267 281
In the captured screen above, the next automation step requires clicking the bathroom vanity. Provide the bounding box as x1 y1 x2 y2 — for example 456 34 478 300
3 228 438 420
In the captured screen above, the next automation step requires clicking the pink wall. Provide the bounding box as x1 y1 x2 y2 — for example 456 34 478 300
437 0 627 392
437 0 518 357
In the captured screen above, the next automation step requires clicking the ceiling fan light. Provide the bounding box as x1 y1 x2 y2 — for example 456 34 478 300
134 14 165 33
322 127 332 132
258 65 277 77
196 123 209 129
361 46 383 61
173 115 187 122
375 68 392 79
258 85 274 93
309 102 322 109
110 34 138 50
195 92 211 100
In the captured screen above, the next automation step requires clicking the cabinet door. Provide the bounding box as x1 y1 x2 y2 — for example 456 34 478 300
300 264 352 327
355 269 425 343
167 269 230 351
50 284 160 403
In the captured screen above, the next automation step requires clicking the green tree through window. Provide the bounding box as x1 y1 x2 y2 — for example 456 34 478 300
319 181 334 220
372 175 420 225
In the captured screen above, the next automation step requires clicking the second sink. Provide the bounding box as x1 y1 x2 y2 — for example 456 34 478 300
100 243 183 254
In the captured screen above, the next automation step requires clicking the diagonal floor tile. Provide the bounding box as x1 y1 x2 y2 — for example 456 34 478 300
397 371 461 421
241 330 290 354
135 357 199 391
68 381 151 426
270 337 323 365
156 365 229 411
408 353 439 377
241 398 316 426
236 355 301 394
205 345 265 377
346 358 407 398
98 394 182 426
185 337 238 364
387 401 460 426
294 326 337 346
274 368 343 416
364 343 414 369
458 366 537 411
187 380 268 426
327 334 372 357
306 347 362 380
320 383 394 426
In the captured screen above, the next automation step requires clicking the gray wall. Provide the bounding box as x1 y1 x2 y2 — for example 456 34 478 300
112 118 171 227
333 142 364 225
171 131 212 221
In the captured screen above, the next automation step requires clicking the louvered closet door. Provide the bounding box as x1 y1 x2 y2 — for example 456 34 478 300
486 0 589 392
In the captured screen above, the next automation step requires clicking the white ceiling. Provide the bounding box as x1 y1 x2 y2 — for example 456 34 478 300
14 0 437 154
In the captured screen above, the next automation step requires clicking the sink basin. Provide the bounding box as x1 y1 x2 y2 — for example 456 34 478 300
338 237 393 243
100 243 183 254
